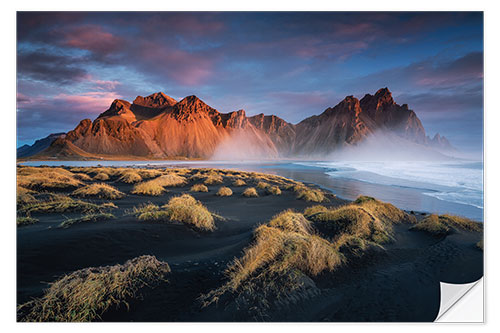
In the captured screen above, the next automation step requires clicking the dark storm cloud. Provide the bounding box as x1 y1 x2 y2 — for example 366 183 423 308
17 50 89 83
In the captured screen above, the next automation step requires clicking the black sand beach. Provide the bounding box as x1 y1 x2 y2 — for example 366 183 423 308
16 166 483 322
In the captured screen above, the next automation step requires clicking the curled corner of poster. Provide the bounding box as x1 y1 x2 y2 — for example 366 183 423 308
435 278 484 323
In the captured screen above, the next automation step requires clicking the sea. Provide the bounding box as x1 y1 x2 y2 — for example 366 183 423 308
21 159 484 221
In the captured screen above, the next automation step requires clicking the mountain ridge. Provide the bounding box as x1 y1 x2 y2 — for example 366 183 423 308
19 88 454 160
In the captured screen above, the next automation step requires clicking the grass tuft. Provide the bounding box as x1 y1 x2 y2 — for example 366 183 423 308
130 195 219 231
162 194 216 231
72 183 125 200
204 174 223 185
17 216 38 226
309 197 416 245
131 181 165 196
294 186 326 203
242 187 259 198
59 212 115 229
256 181 269 190
118 171 142 184
216 187 233 197
266 185 282 196
410 214 482 236
136 169 162 179
232 179 246 187
17 255 171 322
190 184 209 192
93 173 109 181
303 205 329 217
72 173 92 181
131 174 187 196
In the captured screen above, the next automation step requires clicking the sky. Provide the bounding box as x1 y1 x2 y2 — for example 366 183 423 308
16 12 483 151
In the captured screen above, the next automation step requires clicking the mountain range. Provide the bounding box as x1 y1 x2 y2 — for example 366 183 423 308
18 88 453 160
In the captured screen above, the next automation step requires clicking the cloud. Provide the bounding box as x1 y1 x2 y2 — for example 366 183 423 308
343 52 483 94
62 24 124 55
17 90 121 144
17 49 89 83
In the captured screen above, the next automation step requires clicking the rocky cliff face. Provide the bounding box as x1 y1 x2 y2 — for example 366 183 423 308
28 88 452 159
293 88 429 155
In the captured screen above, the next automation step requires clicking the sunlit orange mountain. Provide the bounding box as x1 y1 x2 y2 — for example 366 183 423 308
19 88 453 160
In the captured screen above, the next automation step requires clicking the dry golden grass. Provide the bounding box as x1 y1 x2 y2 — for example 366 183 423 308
268 210 312 234
167 168 191 176
242 187 259 198
131 181 166 196
71 167 117 177
131 174 187 196
204 174 223 185
118 170 142 184
190 184 209 192
266 185 282 196
18 194 117 215
294 185 326 203
162 194 216 231
439 214 483 232
17 216 38 226
17 186 37 207
216 186 233 197
130 203 170 221
72 183 125 200
410 214 482 236
155 174 187 187
256 181 269 190
201 210 342 308
409 214 449 236
232 179 246 187
17 255 171 322
93 173 109 181
72 173 92 181
309 196 416 245
17 167 82 190
130 194 219 231
59 212 115 229
136 169 162 179
303 205 329 217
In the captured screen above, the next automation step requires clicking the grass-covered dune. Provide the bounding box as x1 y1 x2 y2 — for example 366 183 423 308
410 213 483 236
18 255 170 322
200 197 421 318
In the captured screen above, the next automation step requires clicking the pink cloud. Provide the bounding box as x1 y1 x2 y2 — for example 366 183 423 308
63 25 123 54
52 91 120 113
135 41 216 86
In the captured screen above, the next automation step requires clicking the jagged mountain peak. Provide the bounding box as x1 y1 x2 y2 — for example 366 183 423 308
133 92 177 108
177 95 209 107
360 87 395 112
323 95 361 117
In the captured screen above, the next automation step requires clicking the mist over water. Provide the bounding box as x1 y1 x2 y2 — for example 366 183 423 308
210 130 278 160
301 132 484 216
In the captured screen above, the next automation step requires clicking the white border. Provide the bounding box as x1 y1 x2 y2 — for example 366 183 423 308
2 0 499 332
